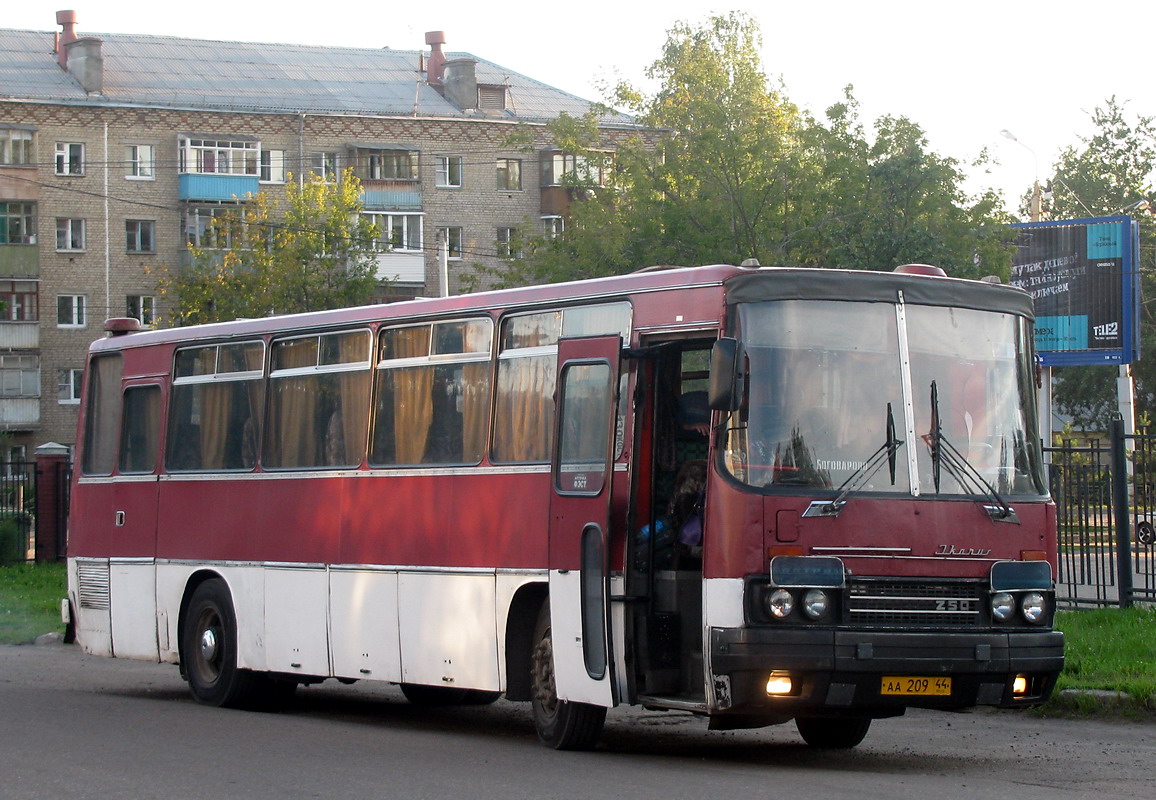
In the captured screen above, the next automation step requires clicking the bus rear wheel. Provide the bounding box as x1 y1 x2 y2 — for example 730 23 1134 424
183 578 293 709
530 600 606 750
795 715 871 748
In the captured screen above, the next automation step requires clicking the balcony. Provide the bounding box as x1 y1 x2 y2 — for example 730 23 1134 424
0 322 37 349
372 252 425 285
179 173 259 202
0 398 39 431
0 245 37 278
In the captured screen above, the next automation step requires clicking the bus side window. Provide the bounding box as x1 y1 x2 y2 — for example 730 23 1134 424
119 386 161 474
82 355 123 476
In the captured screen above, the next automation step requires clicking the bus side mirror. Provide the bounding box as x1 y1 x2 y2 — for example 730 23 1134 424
708 338 746 411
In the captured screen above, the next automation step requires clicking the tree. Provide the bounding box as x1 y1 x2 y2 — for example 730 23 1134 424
1046 99 1156 430
474 13 1015 289
158 170 380 325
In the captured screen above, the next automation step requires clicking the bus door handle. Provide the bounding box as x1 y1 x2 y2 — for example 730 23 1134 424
114 511 126 527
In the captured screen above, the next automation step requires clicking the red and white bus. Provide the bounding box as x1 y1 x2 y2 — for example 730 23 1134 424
67 263 1063 750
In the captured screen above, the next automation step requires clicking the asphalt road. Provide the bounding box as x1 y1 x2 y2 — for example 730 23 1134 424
1 642 1153 800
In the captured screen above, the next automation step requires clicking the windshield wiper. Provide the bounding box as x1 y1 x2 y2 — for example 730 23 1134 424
804 403 904 517
924 381 1019 523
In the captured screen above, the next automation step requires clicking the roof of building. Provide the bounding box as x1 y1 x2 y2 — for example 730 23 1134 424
0 27 636 127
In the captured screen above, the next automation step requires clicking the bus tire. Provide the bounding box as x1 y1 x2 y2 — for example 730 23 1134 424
530 600 606 750
400 684 501 706
795 715 871 748
182 578 273 709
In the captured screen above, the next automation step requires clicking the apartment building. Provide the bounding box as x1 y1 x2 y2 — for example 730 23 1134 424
0 11 646 453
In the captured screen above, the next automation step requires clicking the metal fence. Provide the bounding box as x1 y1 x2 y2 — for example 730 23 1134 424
1046 419 1156 608
0 461 36 563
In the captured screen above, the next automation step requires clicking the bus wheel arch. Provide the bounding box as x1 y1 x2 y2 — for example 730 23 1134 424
503 582 547 702
529 598 606 750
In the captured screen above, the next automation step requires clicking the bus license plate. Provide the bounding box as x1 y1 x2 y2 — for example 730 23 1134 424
881 676 952 696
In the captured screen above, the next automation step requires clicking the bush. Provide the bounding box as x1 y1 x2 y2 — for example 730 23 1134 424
0 513 31 564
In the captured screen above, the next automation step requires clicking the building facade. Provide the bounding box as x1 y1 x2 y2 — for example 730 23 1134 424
0 12 646 452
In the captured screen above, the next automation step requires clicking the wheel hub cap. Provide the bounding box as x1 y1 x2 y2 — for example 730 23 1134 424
199 628 218 663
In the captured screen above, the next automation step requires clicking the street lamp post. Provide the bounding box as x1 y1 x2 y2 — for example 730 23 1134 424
1000 129 1043 222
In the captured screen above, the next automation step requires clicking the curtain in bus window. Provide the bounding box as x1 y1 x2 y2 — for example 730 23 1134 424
266 339 319 468
82 355 123 475
329 333 370 467
200 383 231 468
393 328 433 464
493 354 555 462
461 361 489 461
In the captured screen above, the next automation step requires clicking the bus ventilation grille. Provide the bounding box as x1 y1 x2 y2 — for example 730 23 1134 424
846 580 982 626
77 561 111 610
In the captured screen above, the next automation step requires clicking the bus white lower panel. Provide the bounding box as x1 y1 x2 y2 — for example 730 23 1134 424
265 566 330 676
398 572 499 690
70 558 112 658
109 559 158 660
330 570 402 682
548 569 614 708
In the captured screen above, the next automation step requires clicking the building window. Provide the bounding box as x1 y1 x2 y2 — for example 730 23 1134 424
0 128 34 166
56 218 85 251
496 227 521 259
0 202 35 245
186 205 242 249
365 212 422 253
55 142 85 175
542 152 610 187
179 138 258 175
126 295 157 326
496 158 522 191
58 368 84 404
543 216 565 238
311 152 340 182
436 156 463 188
57 294 86 328
0 354 40 398
357 149 418 181
260 149 286 183
0 280 39 321
125 144 155 179
125 219 156 253
478 86 507 111
438 227 463 260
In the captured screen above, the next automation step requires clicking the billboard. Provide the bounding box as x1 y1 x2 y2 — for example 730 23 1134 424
1010 216 1140 366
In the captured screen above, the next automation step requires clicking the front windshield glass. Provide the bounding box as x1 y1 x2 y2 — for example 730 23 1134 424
908 306 1046 497
723 300 1046 498
724 300 909 492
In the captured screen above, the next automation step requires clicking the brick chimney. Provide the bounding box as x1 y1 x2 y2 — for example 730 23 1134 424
54 10 104 93
425 31 446 86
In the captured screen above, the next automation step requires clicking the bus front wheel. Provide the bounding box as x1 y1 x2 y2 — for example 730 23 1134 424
183 578 291 709
795 715 871 748
530 600 606 750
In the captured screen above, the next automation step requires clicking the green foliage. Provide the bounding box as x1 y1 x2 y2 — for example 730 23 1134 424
475 12 1015 289
157 170 381 325
0 514 31 565
0 563 66 643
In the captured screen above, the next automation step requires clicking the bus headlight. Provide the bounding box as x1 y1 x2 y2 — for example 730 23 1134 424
1020 592 1047 625
990 591 1015 622
802 589 830 619
766 588 794 619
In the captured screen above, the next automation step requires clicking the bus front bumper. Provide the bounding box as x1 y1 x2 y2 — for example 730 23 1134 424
709 626 1064 715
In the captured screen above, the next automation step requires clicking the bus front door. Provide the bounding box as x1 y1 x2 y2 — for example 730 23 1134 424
548 335 622 707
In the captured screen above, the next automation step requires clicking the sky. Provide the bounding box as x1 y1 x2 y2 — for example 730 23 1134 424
9 1 1155 215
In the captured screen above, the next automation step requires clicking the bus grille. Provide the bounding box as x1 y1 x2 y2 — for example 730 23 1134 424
77 561 111 610
846 580 983 626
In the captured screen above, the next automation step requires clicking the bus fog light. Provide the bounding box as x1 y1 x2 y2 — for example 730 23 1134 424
766 671 794 696
802 589 830 619
990 591 1015 621
1020 592 1046 624
766 589 794 619
1013 674 1029 696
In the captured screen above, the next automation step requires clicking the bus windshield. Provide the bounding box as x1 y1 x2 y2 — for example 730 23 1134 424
723 299 1047 499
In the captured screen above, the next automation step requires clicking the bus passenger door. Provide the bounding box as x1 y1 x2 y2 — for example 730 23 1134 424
548 335 621 708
